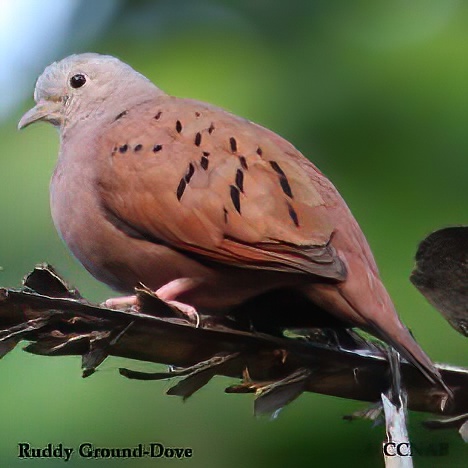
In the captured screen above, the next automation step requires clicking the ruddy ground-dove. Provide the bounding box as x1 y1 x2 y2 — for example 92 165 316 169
19 53 446 389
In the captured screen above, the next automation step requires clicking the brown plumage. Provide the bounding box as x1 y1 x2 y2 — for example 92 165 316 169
19 53 447 390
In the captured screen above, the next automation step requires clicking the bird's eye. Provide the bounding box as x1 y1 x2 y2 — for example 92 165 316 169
70 74 87 89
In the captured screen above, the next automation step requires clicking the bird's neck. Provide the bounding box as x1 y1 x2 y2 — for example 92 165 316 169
61 81 166 136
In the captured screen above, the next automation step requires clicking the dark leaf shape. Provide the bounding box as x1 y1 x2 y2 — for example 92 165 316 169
23 263 82 299
411 226 468 337
254 368 311 417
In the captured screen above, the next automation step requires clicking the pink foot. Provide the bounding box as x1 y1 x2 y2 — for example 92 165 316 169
103 295 137 309
166 300 200 327
103 278 201 327
155 278 201 327
155 278 200 301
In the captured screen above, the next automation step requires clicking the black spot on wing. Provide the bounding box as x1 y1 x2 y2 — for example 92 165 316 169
176 120 182 133
184 163 195 183
230 185 241 213
154 111 162 120
153 144 163 152
119 144 128 153
194 132 202 146
229 137 237 153
269 160 286 176
279 177 293 198
134 144 143 152
239 156 248 170
287 202 300 227
269 161 293 198
235 169 244 193
201 156 209 170
177 179 186 201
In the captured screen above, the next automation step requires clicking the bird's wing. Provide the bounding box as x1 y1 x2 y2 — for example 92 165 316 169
96 96 346 280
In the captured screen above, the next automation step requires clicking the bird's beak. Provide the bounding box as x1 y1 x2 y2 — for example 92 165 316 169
18 99 62 130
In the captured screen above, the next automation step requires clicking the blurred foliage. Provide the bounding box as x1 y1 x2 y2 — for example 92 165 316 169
0 0 467 466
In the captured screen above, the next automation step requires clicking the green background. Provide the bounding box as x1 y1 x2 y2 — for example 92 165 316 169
0 1 466 466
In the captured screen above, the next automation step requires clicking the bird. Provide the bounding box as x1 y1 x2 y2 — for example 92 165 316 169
411 226 468 337
19 53 447 390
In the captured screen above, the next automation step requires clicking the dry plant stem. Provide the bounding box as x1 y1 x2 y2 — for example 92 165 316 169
382 394 413 468
382 350 412 468
0 266 466 419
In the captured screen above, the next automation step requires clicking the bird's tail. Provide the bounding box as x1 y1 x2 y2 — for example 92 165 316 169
361 297 447 390
303 276 450 395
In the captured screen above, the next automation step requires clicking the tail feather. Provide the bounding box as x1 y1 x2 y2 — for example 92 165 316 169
366 315 451 395
303 280 451 396
337 286 453 397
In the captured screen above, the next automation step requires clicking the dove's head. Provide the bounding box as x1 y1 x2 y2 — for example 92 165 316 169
19 53 161 130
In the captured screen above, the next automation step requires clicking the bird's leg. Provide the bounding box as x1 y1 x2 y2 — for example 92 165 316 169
103 278 201 327
155 278 201 327
103 295 138 309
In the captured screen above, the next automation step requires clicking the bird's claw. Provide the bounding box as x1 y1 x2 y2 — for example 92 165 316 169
102 295 200 327
166 300 201 327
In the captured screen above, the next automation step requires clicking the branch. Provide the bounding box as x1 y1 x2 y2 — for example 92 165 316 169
0 264 466 425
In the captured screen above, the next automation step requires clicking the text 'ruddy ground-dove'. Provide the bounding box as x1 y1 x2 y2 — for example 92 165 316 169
19 53 447 390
